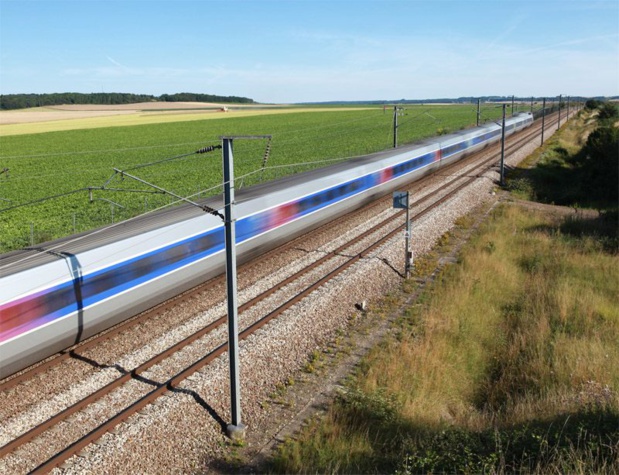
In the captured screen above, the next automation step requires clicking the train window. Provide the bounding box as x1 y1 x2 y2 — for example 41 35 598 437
312 195 321 208
442 143 461 156
298 197 311 213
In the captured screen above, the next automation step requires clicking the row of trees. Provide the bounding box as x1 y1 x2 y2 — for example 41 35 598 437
157 93 254 104
0 92 255 110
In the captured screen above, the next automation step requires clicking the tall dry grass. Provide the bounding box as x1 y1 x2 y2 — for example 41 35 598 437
271 204 618 473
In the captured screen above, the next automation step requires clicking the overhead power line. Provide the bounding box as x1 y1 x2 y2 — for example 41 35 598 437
0 144 223 214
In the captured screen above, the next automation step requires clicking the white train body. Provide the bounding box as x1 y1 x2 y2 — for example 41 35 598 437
0 113 533 378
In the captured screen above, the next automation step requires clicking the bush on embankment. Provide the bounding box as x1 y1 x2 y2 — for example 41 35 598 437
508 104 618 209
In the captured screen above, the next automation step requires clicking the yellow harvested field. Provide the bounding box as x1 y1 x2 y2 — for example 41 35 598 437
0 102 368 136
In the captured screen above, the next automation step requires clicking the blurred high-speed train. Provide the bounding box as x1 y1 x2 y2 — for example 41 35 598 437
0 112 533 379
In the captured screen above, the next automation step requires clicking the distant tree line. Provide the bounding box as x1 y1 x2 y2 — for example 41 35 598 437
303 96 616 106
0 92 255 110
157 93 254 104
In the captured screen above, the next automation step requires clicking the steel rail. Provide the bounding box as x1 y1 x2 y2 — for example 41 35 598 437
0 110 564 394
29 111 558 472
6 111 567 471
2 110 565 396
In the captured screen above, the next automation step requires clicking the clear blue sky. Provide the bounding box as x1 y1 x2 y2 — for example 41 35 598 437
1 0 617 103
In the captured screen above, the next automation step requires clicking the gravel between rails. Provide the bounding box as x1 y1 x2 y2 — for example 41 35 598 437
0 125 558 474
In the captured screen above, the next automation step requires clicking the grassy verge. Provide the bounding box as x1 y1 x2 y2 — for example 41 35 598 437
268 113 619 473
269 203 618 474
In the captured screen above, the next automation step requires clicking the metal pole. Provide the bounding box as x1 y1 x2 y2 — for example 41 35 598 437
476 98 481 126
567 96 570 118
393 105 398 148
531 96 534 113
541 98 546 145
222 138 245 440
557 94 562 130
500 104 506 186
405 199 411 278
393 191 412 277
511 95 514 116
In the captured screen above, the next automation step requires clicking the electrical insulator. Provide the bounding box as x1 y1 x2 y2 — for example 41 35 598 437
195 145 222 154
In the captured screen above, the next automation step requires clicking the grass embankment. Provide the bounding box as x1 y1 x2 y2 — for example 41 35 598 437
269 111 619 473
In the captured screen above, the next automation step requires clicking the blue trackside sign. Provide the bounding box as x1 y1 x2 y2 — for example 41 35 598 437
393 191 409 209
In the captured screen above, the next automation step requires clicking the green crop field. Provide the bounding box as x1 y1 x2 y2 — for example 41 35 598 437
0 103 520 253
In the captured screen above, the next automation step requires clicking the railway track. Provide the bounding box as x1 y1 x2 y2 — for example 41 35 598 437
0 110 560 392
0 111 544 393
0 110 574 473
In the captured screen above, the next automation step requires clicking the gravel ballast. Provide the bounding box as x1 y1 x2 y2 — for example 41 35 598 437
0 123 561 474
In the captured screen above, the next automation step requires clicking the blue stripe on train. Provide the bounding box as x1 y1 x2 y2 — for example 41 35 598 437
9 121 514 336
